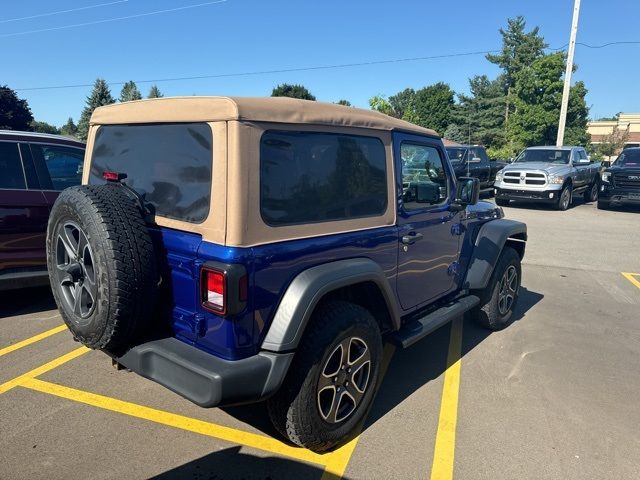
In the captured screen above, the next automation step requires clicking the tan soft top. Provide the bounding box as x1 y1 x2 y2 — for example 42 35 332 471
90 96 438 137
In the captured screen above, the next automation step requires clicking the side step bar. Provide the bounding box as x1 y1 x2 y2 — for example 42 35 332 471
392 295 480 348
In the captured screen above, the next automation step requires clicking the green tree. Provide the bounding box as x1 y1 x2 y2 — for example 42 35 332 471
595 128 628 157
368 95 393 116
388 88 416 120
0 85 34 131
119 81 142 102
148 85 164 98
443 123 467 144
31 120 59 134
60 117 78 137
486 16 547 123
271 83 316 100
412 82 456 135
508 52 590 147
336 99 352 106
77 78 115 141
456 75 506 147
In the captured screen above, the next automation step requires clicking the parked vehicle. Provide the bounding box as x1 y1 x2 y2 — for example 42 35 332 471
46 97 527 452
598 147 640 209
445 145 507 191
494 146 601 210
0 130 85 291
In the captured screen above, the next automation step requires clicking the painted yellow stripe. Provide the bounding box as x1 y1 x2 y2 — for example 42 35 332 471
622 272 640 290
321 343 397 479
0 324 67 358
429 317 463 480
0 346 88 394
21 377 330 466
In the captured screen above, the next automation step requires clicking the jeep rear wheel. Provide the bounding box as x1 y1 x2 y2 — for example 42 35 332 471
47 185 158 351
267 301 382 452
472 246 521 331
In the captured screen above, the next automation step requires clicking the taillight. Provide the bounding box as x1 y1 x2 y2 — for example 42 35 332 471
201 264 247 316
202 268 226 314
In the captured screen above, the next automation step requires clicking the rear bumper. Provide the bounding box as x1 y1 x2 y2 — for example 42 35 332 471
113 338 294 407
495 187 558 203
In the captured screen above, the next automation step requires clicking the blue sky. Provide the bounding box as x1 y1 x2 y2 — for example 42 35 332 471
3 0 639 126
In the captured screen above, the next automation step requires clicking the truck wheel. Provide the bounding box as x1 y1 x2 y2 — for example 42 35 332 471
46 185 158 351
472 247 521 331
584 181 598 202
556 184 572 211
495 198 509 207
267 301 382 452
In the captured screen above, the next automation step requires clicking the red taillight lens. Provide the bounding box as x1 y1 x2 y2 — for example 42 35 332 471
202 269 225 313
102 171 127 182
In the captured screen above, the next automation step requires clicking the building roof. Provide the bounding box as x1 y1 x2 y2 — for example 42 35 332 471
90 96 439 137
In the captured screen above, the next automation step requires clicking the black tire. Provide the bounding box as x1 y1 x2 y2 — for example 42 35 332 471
46 185 158 350
472 247 521 331
267 301 382 452
556 184 572 211
584 181 599 202
495 198 509 207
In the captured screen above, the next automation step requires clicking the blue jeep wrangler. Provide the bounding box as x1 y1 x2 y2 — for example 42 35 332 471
46 97 526 452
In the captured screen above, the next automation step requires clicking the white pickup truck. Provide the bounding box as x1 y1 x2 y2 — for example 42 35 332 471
494 146 601 211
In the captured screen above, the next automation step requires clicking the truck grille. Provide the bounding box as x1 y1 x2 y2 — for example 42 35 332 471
503 171 547 186
614 173 640 190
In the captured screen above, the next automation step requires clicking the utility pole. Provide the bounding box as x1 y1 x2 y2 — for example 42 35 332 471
556 0 582 146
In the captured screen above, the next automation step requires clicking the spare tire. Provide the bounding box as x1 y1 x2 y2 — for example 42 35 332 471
46 184 158 350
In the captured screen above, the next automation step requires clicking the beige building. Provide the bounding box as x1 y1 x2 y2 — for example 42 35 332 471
587 113 640 150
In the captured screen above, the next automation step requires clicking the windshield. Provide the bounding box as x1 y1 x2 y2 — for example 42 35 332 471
616 149 640 167
515 149 570 164
445 147 467 162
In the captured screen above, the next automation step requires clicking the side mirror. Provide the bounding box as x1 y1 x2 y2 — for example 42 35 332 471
601 160 611 168
452 177 480 210
469 157 482 164
576 158 590 165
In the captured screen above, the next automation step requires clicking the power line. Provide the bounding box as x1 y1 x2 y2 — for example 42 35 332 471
0 0 128 24
0 0 227 38
13 40 640 92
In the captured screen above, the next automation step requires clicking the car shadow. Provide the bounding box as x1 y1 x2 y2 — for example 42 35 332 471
149 445 335 480
0 285 57 318
224 286 543 447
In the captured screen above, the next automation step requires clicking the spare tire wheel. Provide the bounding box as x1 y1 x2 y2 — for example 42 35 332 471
46 184 158 350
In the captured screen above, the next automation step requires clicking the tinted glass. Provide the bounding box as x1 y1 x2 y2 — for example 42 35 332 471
515 149 570 164
89 123 212 223
260 131 387 226
616 149 640 167
401 143 449 210
446 147 467 162
0 142 26 190
30 144 84 191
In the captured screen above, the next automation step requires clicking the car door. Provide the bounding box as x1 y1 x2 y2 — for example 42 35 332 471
573 149 588 187
0 141 50 277
395 133 462 311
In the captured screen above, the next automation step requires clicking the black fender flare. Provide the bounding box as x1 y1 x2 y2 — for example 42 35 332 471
261 258 400 352
463 219 527 290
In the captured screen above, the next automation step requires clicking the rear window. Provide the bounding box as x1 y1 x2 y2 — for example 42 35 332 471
260 131 387 226
89 123 212 223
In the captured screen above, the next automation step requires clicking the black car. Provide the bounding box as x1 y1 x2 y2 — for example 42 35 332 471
599 148 640 209
445 145 507 191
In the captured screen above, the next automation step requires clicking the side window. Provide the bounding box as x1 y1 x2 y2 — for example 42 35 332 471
260 131 388 226
401 143 449 210
0 142 26 190
30 144 84 191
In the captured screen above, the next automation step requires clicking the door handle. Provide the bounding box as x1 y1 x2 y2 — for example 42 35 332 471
402 232 423 245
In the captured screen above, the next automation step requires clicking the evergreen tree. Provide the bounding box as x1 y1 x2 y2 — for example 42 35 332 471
271 84 316 100
31 120 59 134
336 99 352 106
77 79 115 141
147 85 164 98
60 117 78 137
412 82 456 135
443 124 468 144
456 75 506 147
486 16 547 123
119 81 142 102
0 85 34 131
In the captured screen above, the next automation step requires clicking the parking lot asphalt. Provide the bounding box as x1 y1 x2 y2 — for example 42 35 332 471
1 199 639 480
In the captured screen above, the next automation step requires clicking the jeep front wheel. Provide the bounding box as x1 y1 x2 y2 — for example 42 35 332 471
267 301 382 452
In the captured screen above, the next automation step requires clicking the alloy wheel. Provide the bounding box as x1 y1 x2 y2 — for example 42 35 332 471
498 265 518 316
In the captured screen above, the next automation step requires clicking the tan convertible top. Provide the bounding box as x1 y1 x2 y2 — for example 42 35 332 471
90 96 439 136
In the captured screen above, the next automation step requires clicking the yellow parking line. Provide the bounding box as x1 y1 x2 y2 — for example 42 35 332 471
0 324 67 358
622 272 640 290
321 343 397 479
429 317 463 480
0 346 88 395
21 377 330 466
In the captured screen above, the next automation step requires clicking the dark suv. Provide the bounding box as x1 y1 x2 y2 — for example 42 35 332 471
599 147 640 209
0 130 85 290
46 97 526 452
